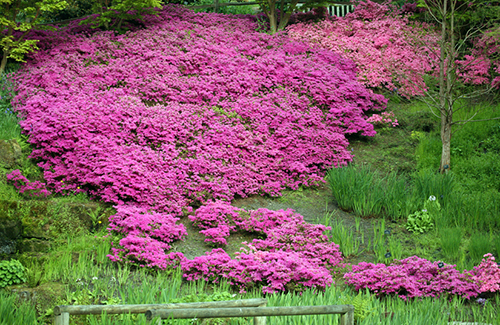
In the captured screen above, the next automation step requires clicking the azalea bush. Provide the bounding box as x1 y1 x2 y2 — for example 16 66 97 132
344 256 480 300
345 253 500 300
107 201 343 293
366 111 399 128
472 253 500 293
6 169 51 197
9 5 386 292
12 5 386 216
184 202 343 293
287 0 440 97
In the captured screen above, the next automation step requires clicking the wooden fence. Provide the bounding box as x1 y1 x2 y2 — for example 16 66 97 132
54 298 354 325
147 304 355 325
54 298 267 325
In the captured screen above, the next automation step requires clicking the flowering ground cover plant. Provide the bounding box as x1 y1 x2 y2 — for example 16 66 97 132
343 254 500 300
9 4 388 292
286 0 440 97
13 5 386 214
6 169 51 197
183 201 343 293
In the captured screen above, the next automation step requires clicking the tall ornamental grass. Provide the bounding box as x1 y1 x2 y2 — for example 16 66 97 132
327 164 497 234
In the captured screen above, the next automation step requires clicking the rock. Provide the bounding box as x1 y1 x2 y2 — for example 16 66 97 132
0 139 22 168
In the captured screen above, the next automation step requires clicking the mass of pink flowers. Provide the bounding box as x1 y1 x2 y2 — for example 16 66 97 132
107 204 188 269
10 5 385 292
286 0 440 97
343 255 500 300
472 253 500 293
6 169 51 197
12 5 386 215
183 201 342 293
366 111 398 128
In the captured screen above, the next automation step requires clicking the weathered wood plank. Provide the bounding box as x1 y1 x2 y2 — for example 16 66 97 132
54 312 69 325
146 305 354 323
54 298 267 316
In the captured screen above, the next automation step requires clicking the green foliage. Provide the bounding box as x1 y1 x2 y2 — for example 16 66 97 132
41 0 95 21
318 211 364 257
0 0 68 74
440 227 462 262
326 164 385 218
468 232 491 265
191 0 258 14
405 196 440 234
0 67 22 141
0 259 27 288
79 0 162 30
0 291 38 325
339 289 375 323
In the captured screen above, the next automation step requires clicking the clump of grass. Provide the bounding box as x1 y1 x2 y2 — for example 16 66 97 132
440 227 462 263
319 211 363 257
326 164 385 218
468 232 491 265
493 234 500 260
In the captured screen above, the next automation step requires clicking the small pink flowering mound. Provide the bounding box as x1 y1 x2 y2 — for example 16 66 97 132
107 205 188 269
189 203 240 245
456 30 500 88
344 256 480 300
6 169 51 197
286 0 440 97
472 253 500 293
184 202 342 293
366 111 399 128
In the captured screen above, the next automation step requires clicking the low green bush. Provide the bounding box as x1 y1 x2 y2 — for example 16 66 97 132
0 259 27 288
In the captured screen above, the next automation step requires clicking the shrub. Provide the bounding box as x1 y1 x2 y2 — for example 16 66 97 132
286 0 440 97
344 256 480 300
13 5 386 216
183 202 343 293
472 253 500 293
6 169 51 197
0 259 27 288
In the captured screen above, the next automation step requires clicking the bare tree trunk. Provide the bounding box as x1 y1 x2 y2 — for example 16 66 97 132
268 5 277 34
440 108 452 173
0 27 14 75
0 52 8 75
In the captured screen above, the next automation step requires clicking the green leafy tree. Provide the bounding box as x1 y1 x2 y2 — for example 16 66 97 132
415 0 500 173
79 0 162 30
0 0 68 75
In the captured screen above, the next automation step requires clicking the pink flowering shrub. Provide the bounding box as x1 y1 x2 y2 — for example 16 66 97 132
10 5 385 293
107 205 187 269
366 111 399 127
6 169 51 197
344 256 480 300
456 29 500 87
287 0 440 97
472 253 500 293
184 202 342 293
12 5 386 217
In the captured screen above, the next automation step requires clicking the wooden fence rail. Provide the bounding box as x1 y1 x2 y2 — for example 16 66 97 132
146 304 355 325
54 298 267 325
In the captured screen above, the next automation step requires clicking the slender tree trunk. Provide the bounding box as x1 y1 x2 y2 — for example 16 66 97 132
440 108 452 173
0 27 14 75
0 53 8 75
438 0 452 174
268 9 277 33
